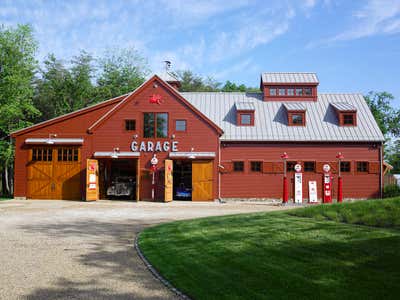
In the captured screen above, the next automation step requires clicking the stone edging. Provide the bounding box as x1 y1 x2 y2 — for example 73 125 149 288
134 232 192 300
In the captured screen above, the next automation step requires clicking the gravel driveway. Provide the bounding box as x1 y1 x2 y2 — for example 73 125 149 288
0 200 286 299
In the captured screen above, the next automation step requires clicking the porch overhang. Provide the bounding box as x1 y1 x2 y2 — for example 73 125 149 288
25 138 84 145
93 151 140 158
169 152 216 159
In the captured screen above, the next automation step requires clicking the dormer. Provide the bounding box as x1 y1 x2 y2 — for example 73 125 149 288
284 103 306 126
235 102 255 126
261 72 319 102
331 102 357 126
159 71 181 91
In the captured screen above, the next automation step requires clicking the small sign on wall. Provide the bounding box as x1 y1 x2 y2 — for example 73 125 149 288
309 181 318 203
294 173 303 204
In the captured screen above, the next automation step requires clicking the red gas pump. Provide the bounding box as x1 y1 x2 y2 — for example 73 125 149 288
323 164 332 203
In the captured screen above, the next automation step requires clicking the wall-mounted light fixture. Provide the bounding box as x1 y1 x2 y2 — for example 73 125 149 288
188 147 196 159
111 147 120 159
153 83 158 88
171 134 175 139
133 134 138 139
46 133 57 144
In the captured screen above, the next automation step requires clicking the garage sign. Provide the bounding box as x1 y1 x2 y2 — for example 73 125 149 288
131 141 178 152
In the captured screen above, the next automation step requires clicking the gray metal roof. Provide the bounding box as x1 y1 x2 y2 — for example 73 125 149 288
235 101 255 111
180 92 384 142
158 71 179 82
261 72 319 84
331 102 357 111
283 103 306 111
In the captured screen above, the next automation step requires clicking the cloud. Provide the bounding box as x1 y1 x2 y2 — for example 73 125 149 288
308 0 400 48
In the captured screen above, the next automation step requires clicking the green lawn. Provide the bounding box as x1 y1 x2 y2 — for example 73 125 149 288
139 199 400 300
0 197 11 201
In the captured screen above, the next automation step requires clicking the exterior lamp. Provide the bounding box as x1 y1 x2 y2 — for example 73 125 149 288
111 148 119 159
46 133 57 144
280 152 289 204
336 152 344 203
188 147 196 159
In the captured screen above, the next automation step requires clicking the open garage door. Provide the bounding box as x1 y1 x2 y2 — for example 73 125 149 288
27 147 81 200
192 160 213 201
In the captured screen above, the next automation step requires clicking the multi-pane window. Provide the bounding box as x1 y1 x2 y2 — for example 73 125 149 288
175 120 187 131
291 114 304 125
357 161 368 172
251 161 262 172
287 161 297 172
343 114 354 125
143 112 168 138
58 148 79 162
304 161 315 172
340 161 351 172
287 88 294 96
295 88 303 96
32 148 52 162
270 88 277 96
233 161 244 172
278 88 285 96
304 87 312 95
240 114 252 125
125 120 136 131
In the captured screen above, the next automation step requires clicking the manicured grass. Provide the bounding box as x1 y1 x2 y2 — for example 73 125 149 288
139 200 400 300
288 198 400 228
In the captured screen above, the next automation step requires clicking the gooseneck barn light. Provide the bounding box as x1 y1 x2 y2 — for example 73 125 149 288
111 148 120 159
46 134 57 144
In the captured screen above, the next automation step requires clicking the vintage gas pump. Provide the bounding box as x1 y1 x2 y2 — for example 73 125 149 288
323 164 332 203
150 154 158 201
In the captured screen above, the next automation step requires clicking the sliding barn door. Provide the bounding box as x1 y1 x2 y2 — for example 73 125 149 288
164 159 173 202
192 161 213 201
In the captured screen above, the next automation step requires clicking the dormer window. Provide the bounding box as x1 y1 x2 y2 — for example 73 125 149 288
270 88 277 96
331 102 357 126
284 103 306 126
235 102 255 126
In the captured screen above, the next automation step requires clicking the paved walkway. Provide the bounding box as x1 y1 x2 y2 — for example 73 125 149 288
0 200 286 299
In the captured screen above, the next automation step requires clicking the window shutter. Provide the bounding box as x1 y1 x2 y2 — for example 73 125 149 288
262 162 274 173
220 161 232 173
369 161 380 174
273 162 284 173
316 162 325 173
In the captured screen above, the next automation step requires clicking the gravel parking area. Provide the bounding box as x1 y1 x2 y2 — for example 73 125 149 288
0 200 286 299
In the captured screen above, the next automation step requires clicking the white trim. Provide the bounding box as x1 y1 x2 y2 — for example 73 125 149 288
25 138 84 145
93 151 140 158
169 152 215 158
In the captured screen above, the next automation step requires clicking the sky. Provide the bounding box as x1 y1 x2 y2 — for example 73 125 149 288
1 0 400 106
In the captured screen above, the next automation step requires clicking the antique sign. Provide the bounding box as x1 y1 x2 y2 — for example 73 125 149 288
309 181 318 203
131 141 178 152
294 172 303 204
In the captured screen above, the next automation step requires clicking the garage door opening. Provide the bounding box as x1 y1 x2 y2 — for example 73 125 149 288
99 159 138 201
173 160 192 201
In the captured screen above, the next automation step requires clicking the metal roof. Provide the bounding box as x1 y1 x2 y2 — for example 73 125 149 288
180 92 384 142
283 103 306 111
331 102 357 111
158 71 179 82
261 72 319 84
235 101 255 111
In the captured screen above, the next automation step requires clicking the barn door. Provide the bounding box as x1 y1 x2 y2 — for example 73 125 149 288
192 161 213 201
136 158 140 201
86 159 99 201
164 159 173 202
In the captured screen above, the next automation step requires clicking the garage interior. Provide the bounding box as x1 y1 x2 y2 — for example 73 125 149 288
173 160 192 201
99 159 137 200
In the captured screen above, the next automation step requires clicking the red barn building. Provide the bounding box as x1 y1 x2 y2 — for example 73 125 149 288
11 72 385 202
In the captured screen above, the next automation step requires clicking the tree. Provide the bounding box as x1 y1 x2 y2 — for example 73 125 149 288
0 24 40 196
95 47 149 101
386 139 400 172
365 91 400 137
34 51 95 122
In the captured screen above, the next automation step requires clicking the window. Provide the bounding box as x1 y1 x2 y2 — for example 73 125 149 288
270 88 277 96
304 87 312 96
357 162 368 172
240 114 251 125
143 112 168 138
287 88 294 96
340 161 351 172
304 161 315 172
251 161 262 172
343 114 354 125
291 114 304 125
32 148 52 162
278 88 285 96
295 88 303 96
175 120 187 131
233 161 244 172
287 161 297 172
57 148 79 162
125 120 136 131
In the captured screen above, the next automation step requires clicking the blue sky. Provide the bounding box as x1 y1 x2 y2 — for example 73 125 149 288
1 0 400 106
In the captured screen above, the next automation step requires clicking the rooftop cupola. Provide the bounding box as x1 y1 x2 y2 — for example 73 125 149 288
159 60 181 91
260 72 319 102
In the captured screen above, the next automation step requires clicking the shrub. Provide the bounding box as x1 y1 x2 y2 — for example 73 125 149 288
384 184 400 198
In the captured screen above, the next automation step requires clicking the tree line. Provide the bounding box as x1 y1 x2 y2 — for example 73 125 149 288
0 24 399 197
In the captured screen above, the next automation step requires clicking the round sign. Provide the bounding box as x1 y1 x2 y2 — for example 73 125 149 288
323 164 331 173
294 164 302 173
151 155 158 165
